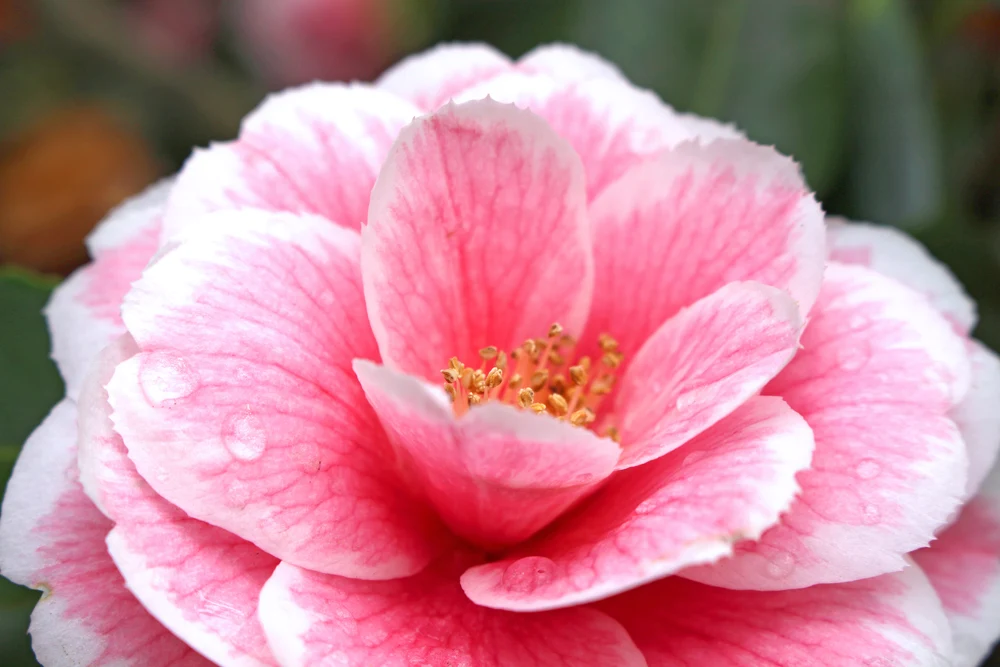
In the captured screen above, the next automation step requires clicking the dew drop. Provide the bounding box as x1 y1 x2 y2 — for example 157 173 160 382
855 459 881 480
862 503 881 525
764 552 795 579
501 557 556 594
836 342 871 372
224 408 267 461
140 352 198 406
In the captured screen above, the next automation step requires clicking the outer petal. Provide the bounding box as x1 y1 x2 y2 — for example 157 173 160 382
828 217 976 333
686 263 971 590
375 43 512 110
0 400 210 667
257 553 646 667
163 83 421 239
615 282 803 468
952 341 1000 498
583 139 825 362
914 463 1000 667
78 336 279 666
363 99 593 381
461 397 813 611
599 564 953 667
516 43 626 83
109 211 448 578
354 360 620 549
46 181 167 398
454 72 739 201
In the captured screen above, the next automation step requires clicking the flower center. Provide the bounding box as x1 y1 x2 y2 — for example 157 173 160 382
440 323 623 442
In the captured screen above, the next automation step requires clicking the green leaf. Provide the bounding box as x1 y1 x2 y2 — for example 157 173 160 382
844 0 943 228
0 268 63 448
0 577 40 667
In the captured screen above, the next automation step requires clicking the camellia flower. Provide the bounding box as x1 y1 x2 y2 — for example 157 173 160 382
3 43 1000 667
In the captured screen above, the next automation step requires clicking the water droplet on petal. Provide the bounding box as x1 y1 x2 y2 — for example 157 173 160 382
836 341 871 372
765 552 795 579
855 459 881 480
140 352 198 406
862 503 881 525
501 557 556 594
224 408 267 461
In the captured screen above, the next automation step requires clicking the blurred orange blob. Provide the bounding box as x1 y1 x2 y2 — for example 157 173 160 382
0 107 159 274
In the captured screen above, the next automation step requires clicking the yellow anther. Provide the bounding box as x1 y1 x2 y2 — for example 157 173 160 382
578 356 591 371
468 392 482 405
548 350 565 366
569 408 596 426
530 369 550 391
602 351 624 369
530 402 547 413
591 376 615 396
548 323 564 338
449 357 464 371
605 425 621 443
509 373 523 389
548 393 569 416
569 365 587 387
444 384 458 402
496 351 507 370
598 334 619 353
441 368 460 384
479 346 498 360
460 368 474 390
471 369 487 394
523 339 538 357
550 374 567 395
517 387 535 408
560 333 577 348
486 367 504 389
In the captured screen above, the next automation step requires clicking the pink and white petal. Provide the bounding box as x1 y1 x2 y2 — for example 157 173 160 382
583 138 825 362
46 183 166 398
163 83 421 239
77 336 279 665
685 263 971 590
0 400 211 667
110 210 448 578
599 563 953 667
257 554 646 667
375 42 512 111
614 282 803 468
461 397 813 612
952 341 1000 499
516 43 626 83
354 360 619 549
828 217 976 333
363 99 593 382
913 463 1000 667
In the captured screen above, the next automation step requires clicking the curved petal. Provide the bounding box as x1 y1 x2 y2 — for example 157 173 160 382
516 43 626 83
914 463 1000 667
257 554 646 667
354 360 620 549
46 181 167 398
77 336 279 666
828 217 976 333
582 138 825 363
109 210 448 578
454 72 739 201
599 564 953 667
362 99 593 382
163 83 421 239
615 282 803 468
685 263 971 590
375 42 512 111
461 397 813 611
0 400 212 667
952 341 1000 499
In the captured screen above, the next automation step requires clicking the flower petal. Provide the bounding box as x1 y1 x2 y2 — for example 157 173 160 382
952 340 1000 499
109 211 448 578
454 72 738 201
461 397 813 611
363 98 593 382
615 282 803 468
376 43 512 111
353 360 620 549
46 181 167 398
163 83 420 239
583 138 825 362
0 400 212 667
78 336 279 666
685 263 971 589
516 43 626 83
257 553 645 667
828 217 976 333
599 563 953 667
914 463 1000 667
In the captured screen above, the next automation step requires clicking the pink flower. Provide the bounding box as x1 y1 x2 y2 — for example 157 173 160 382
2 43 1000 666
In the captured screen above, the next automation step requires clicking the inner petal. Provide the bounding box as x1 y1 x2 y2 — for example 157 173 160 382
439 322 624 442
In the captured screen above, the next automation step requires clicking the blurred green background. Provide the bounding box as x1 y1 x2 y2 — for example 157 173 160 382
1 0 999 664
